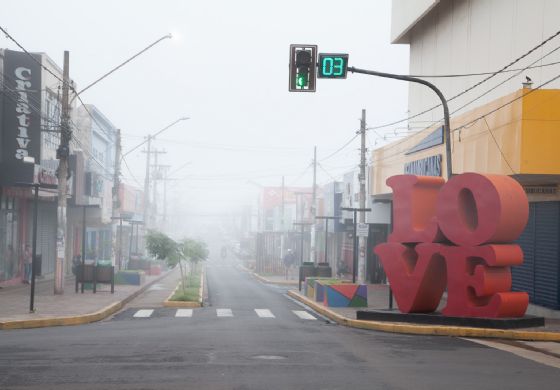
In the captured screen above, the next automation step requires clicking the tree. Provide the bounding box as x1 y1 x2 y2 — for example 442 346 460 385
179 238 208 276
146 230 177 265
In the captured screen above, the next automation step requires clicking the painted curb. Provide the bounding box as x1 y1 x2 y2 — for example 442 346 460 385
252 272 299 286
287 290 560 342
0 269 173 330
238 264 298 286
163 268 204 308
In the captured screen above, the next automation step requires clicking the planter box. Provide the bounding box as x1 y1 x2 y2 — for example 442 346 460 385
324 283 367 307
115 270 145 285
149 265 161 276
304 278 353 302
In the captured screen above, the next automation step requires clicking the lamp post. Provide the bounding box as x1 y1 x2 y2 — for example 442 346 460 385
128 220 144 263
111 215 131 270
79 204 100 293
341 207 371 283
315 216 341 265
15 180 58 312
76 34 173 98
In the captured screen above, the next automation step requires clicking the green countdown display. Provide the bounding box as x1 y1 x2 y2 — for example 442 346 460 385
318 53 349 79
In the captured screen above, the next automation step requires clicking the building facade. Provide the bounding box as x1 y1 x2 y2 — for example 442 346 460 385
371 0 560 310
0 49 64 285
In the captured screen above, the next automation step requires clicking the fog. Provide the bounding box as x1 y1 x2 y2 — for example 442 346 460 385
2 0 409 236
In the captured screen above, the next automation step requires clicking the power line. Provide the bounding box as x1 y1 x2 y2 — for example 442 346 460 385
483 117 516 174
319 133 359 162
121 155 143 187
365 27 560 132
370 70 560 166
408 60 560 78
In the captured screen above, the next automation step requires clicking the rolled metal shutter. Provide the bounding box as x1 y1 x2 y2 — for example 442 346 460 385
513 202 560 310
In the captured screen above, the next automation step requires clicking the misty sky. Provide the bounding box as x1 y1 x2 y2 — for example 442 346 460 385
1 0 409 222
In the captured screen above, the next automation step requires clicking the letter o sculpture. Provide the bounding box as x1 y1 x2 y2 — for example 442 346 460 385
436 173 529 246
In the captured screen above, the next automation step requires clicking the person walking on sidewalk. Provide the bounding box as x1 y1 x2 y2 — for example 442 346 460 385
283 249 296 280
23 244 32 284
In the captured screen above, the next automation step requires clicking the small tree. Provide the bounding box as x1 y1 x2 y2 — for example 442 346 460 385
180 238 208 277
146 230 187 293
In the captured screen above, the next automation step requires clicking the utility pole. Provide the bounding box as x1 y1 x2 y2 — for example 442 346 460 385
150 149 167 228
55 51 71 295
112 129 122 268
280 175 285 258
142 135 152 230
310 146 317 264
160 165 171 229
358 109 367 283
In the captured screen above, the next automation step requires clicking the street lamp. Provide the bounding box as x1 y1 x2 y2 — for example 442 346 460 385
341 207 371 283
15 158 58 312
315 215 341 265
78 204 100 293
75 34 173 98
128 220 144 262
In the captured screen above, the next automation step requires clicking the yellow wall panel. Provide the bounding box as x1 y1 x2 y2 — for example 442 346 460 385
521 90 560 174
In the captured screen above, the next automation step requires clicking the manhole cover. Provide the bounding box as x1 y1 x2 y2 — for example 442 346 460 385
252 355 286 360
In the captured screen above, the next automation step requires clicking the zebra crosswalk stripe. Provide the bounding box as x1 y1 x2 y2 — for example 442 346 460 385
175 309 193 317
292 310 316 320
133 309 154 318
254 309 275 318
217 308 233 317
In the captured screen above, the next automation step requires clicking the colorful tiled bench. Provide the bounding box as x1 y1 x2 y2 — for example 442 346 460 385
323 283 368 307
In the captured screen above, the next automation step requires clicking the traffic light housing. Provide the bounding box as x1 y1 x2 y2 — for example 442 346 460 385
289 44 317 92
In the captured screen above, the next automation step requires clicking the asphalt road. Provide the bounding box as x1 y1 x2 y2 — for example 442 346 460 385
1 256 559 390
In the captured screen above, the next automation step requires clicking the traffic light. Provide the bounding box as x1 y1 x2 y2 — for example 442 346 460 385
289 44 317 92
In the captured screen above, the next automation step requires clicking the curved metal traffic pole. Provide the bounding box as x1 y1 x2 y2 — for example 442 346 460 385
348 66 452 179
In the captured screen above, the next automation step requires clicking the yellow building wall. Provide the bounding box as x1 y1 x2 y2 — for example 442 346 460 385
521 89 560 174
371 89 559 195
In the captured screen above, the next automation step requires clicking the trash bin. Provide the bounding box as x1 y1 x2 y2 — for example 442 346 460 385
299 262 317 290
316 262 332 277
33 254 42 276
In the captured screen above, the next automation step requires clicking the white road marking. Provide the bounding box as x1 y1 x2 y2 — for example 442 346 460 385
217 308 233 317
292 310 317 320
255 309 275 318
175 309 193 318
463 338 560 369
133 309 154 318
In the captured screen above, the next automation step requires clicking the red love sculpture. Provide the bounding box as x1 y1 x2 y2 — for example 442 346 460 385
437 173 529 246
377 173 529 318
387 175 445 244
375 242 446 313
441 244 528 317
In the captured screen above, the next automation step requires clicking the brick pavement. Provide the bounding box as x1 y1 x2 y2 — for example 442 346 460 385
0 269 173 323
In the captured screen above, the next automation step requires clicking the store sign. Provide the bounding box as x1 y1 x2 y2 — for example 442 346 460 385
2 50 42 166
375 173 529 318
404 155 441 177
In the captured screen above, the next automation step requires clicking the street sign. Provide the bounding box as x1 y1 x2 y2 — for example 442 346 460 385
357 223 369 237
317 53 349 79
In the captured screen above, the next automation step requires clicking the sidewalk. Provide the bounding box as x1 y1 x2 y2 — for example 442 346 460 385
286 282 560 341
0 269 172 330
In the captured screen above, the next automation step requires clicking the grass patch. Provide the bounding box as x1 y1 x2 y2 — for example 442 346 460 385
170 268 202 302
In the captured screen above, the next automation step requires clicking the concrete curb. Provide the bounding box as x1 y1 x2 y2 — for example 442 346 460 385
252 272 299 286
0 269 172 330
287 290 560 342
162 267 204 308
238 265 298 286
